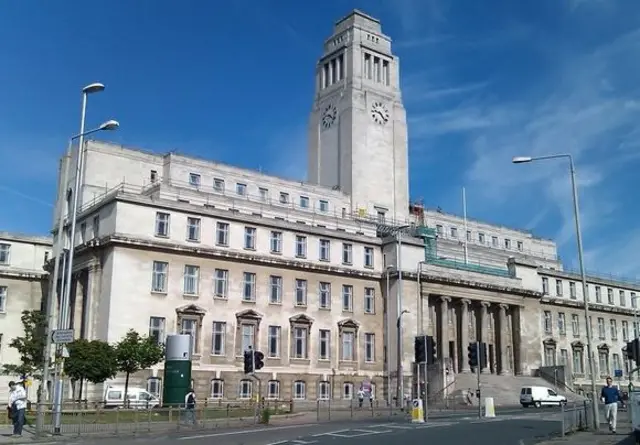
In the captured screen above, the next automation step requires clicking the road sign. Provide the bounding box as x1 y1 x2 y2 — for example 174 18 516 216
362 379 371 393
52 329 74 344
615 369 623 378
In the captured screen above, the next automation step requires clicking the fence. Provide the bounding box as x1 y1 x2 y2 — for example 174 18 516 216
4 399 408 438
559 401 592 436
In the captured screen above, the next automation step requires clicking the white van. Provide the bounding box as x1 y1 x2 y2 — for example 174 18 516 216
104 386 161 409
520 386 567 408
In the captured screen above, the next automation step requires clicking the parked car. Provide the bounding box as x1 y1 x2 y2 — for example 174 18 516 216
103 386 160 409
520 386 567 408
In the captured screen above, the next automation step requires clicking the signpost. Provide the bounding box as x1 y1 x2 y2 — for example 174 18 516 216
51 329 74 344
361 379 371 395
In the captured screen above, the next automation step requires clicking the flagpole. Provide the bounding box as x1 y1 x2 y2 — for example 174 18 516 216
463 187 469 264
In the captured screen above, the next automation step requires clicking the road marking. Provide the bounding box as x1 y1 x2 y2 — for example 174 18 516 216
413 422 455 429
178 423 318 440
313 429 350 437
378 424 414 429
291 441 318 444
265 441 290 445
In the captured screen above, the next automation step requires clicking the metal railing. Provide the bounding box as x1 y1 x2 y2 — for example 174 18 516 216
6 399 407 438
560 401 592 435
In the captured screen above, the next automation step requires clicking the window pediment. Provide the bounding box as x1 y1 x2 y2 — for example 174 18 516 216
542 338 557 347
289 314 313 325
598 343 610 351
571 340 584 349
176 304 206 316
236 309 263 321
338 318 359 330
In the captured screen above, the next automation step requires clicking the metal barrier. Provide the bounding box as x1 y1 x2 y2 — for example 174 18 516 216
560 401 592 436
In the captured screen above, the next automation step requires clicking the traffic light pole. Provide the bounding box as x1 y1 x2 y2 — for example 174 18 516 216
422 361 429 421
476 341 481 419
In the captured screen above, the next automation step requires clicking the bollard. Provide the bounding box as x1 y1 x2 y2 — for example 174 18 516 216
483 398 495 418
561 399 565 437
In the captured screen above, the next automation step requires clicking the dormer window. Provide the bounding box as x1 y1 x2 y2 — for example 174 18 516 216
189 173 201 187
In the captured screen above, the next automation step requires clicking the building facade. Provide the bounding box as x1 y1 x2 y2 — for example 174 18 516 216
0 232 51 390
28 9 639 404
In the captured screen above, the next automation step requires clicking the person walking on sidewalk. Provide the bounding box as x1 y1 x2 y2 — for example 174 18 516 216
601 376 622 434
8 381 27 437
184 388 197 425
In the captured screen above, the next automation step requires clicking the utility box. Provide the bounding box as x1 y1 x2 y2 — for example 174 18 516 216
162 334 192 407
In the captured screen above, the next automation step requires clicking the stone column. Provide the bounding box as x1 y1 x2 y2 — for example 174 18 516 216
460 299 471 373
439 297 451 360
83 264 100 340
498 304 511 376
478 302 490 373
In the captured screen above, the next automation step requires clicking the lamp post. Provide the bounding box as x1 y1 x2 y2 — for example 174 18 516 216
513 154 599 430
385 266 393 406
392 225 410 406
397 309 409 407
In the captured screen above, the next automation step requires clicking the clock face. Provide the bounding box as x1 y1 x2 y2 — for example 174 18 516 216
321 104 337 129
370 101 389 125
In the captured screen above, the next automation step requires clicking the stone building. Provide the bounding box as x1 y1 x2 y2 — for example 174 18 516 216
39 9 639 404
0 232 52 390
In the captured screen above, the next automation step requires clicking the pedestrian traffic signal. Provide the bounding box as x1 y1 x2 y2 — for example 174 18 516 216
468 342 479 368
414 335 427 363
626 339 640 364
426 335 437 365
254 350 265 370
243 350 254 374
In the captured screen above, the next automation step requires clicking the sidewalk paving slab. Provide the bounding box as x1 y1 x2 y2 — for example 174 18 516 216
534 431 636 445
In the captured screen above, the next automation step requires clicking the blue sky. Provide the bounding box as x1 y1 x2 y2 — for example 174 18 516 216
1 0 639 279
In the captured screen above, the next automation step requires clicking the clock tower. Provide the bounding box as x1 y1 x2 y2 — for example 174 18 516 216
307 10 410 223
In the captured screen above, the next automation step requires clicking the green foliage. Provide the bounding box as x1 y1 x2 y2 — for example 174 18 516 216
260 408 271 424
114 330 164 401
1 310 47 378
64 339 118 384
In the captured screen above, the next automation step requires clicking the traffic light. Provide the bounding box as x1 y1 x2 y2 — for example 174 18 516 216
426 336 437 365
626 339 640 364
254 350 265 370
468 342 479 368
414 335 427 363
243 350 254 374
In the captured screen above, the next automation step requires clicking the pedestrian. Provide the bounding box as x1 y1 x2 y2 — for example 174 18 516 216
8 381 27 437
601 376 622 434
357 387 365 408
184 387 196 425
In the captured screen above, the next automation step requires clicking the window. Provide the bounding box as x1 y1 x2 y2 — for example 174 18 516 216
0 244 11 264
599 352 609 376
295 279 307 306
244 227 256 249
295 235 307 258
558 313 566 335
478 233 485 244
436 225 443 236
214 269 228 298
186 217 201 242
623 321 629 341
608 288 614 304
573 349 584 374
215 222 229 246
343 382 354 399
342 243 353 265
541 278 549 295
504 239 511 249
267 380 280 399
292 327 308 359
259 187 269 202
269 275 282 304
466 230 472 242
148 317 165 344
341 332 355 361
613 353 621 373
364 247 374 268
93 215 100 238
319 282 331 309
571 314 580 336
147 378 161 397
150 170 158 183
555 280 563 297
319 200 329 212
342 285 353 311
239 380 252 399
318 381 330 400
293 381 306 400
183 265 200 295
570 282 577 299
279 192 289 204
491 236 498 247
80 222 86 243
270 231 282 253
243 272 256 301
364 333 375 362
633 292 638 308
319 330 330 360
180 319 198 354
517 241 523 251
212 322 226 355
151 261 168 293
236 183 247 196
211 379 224 399
155 212 170 237
213 178 225 192
241 324 255 352
610 319 618 340
319 239 330 261
597 318 605 339
620 290 626 306
189 173 201 186
299 196 309 208
450 227 457 238
364 288 375 314
543 311 552 334
595 286 602 303
268 326 280 358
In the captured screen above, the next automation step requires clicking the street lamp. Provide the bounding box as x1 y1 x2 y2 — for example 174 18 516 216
512 153 599 430
397 309 409 407
40 82 115 436
385 266 393 406
391 224 410 406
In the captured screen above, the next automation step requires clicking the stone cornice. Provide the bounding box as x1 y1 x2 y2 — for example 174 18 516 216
0 268 48 281
75 234 381 280
540 296 640 317
537 268 640 292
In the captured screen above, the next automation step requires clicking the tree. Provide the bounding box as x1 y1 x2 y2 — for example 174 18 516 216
64 339 118 400
2 310 47 379
114 330 164 402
